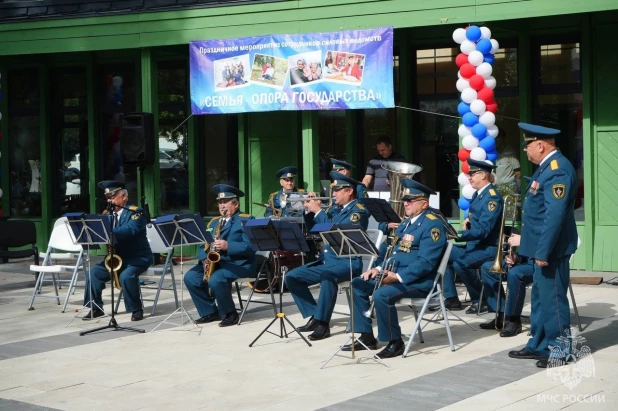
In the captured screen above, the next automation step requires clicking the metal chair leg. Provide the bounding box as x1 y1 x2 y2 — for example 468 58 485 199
569 282 583 332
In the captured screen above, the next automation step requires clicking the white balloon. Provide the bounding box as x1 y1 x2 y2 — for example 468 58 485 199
480 27 492 39
458 125 472 138
485 76 497 89
458 172 470 187
460 40 476 55
462 184 476 200
457 70 462 79
462 135 479 150
456 78 470 92
490 39 500 53
112 76 123 87
452 28 467 44
479 111 496 127
487 124 499 138
468 50 484 66
470 147 487 161
476 62 493 78
461 88 477 104
470 99 487 116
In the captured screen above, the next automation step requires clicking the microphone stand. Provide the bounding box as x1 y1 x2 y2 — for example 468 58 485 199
80 202 145 336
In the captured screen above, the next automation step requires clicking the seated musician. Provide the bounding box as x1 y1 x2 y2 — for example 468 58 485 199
285 172 370 341
184 184 255 327
344 179 446 358
264 166 305 217
330 159 368 200
82 181 153 322
442 159 504 313
479 233 533 337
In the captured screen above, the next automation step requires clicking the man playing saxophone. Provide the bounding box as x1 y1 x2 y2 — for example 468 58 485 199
184 184 255 326
82 181 152 322
343 179 446 358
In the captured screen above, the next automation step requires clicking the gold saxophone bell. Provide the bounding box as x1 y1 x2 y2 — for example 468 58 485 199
105 245 123 290
203 211 226 283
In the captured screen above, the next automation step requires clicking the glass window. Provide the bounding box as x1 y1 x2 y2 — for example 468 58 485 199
533 41 583 221
50 68 89 216
317 110 346 181
199 115 239 216
158 60 189 215
8 68 41 217
97 63 137 208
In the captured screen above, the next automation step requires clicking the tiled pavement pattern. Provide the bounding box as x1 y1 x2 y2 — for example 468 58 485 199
0 261 616 410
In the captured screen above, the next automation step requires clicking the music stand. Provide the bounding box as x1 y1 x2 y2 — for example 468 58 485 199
359 198 401 226
75 211 145 336
429 207 459 239
150 213 208 333
64 212 106 327
318 225 388 369
245 218 312 347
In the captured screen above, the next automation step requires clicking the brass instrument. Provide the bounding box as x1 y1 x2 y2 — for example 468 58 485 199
105 244 123 290
488 194 518 330
203 211 226 282
381 161 423 218
363 235 399 318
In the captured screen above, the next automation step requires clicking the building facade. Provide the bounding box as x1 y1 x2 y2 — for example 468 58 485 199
1 0 617 271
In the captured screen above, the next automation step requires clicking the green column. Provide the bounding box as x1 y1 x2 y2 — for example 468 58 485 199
86 53 99 213
39 63 52 245
581 15 594 271
301 111 320 192
140 48 160 216
398 29 413 160
237 114 248 212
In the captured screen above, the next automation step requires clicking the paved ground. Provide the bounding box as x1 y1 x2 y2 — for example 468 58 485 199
0 259 616 411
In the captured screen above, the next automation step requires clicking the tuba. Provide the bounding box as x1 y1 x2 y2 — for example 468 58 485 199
203 211 226 282
381 161 423 218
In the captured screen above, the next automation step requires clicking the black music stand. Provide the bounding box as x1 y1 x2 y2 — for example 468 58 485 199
150 213 209 333
318 225 388 369
359 198 401 226
429 207 459 239
244 218 312 347
75 211 145 336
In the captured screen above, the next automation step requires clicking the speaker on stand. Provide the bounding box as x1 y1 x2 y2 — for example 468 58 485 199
120 112 154 216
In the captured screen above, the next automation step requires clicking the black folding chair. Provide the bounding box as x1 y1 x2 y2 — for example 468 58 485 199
0 220 40 267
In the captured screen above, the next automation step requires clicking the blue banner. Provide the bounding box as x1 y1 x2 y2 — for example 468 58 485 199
189 27 394 114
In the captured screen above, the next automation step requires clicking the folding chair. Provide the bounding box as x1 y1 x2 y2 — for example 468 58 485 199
569 237 583 331
115 224 179 316
234 251 277 325
0 220 39 265
397 243 471 357
28 217 84 312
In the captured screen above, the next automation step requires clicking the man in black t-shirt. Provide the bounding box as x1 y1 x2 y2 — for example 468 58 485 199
362 136 407 191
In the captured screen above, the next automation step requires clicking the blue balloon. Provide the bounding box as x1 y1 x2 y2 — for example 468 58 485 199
483 54 495 64
458 197 470 211
466 26 482 42
486 150 498 162
464 209 469 219
462 112 479 127
479 136 496 151
457 102 471 116
477 38 492 54
0 91 3 99
472 123 488 138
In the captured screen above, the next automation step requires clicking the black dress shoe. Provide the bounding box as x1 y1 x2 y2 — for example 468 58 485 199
218 312 239 327
508 348 537 359
195 312 220 324
500 321 523 337
376 339 405 359
341 334 377 351
308 323 330 340
297 316 318 332
480 313 504 330
465 302 487 314
82 309 105 321
536 358 549 368
131 310 144 321
429 297 462 312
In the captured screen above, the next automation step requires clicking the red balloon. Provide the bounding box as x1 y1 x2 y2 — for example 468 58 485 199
458 148 471 162
469 75 485 91
486 101 498 113
460 63 476 79
462 161 470 174
477 87 494 103
455 53 468 68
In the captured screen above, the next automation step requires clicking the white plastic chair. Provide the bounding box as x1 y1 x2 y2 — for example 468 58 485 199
115 224 179 316
234 250 277 325
28 217 84 312
397 242 457 357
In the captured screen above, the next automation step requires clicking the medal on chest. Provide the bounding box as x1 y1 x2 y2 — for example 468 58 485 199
398 234 414 253
529 180 539 195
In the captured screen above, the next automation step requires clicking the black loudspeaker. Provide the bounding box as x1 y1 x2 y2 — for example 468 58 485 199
120 112 155 165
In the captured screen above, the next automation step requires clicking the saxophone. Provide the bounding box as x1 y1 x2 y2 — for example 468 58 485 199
102 208 122 289
203 211 226 282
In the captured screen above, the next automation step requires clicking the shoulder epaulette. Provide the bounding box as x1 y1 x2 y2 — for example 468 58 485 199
550 159 559 171
239 213 252 218
426 213 437 220
298 188 305 192
355 203 365 210
489 189 497 196
129 205 139 211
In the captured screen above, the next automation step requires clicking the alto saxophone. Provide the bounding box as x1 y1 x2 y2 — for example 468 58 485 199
102 208 122 290
203 211 226 282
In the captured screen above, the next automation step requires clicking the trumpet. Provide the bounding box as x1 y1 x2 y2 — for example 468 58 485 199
363 257 396 318
280 193 330 208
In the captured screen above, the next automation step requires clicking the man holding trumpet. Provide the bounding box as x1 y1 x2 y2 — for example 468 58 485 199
342 179 446 358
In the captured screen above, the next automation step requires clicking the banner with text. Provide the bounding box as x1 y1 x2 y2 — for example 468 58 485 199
189 27 394 114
